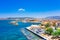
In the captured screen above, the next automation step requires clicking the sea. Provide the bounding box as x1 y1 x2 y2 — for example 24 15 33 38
0 20 40 40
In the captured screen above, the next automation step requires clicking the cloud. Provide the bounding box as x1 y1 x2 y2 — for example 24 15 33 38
18 8 25 11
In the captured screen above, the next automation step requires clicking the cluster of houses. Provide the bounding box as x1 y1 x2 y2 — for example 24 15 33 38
41 19 60 27
26 19 60 40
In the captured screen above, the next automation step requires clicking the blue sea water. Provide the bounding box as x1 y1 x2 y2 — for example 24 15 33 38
0 20 40 40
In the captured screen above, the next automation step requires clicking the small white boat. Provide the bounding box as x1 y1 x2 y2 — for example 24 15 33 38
10 21 19 26
15 23 19 26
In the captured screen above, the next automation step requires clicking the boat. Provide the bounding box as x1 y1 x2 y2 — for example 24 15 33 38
10 21 19 26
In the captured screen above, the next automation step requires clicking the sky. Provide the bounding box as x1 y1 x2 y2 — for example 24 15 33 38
0 0 60 18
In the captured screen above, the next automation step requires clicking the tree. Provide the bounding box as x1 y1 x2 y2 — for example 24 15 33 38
52 28 60 37
56 28 60 35
45 23 51 28
52 31 59 37
45 27 53 35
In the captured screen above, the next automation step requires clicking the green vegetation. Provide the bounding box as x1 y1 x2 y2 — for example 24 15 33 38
45 27 53 35
52 28 60 37
40 22 60 38
45 23 51 28
52 31 59 37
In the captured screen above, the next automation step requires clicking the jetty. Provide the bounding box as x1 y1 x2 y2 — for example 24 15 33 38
21 28 46 40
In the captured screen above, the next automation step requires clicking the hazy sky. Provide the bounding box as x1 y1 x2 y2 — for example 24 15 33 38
0 0 60 18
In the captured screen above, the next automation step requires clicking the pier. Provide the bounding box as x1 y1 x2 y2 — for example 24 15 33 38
21 28 46 40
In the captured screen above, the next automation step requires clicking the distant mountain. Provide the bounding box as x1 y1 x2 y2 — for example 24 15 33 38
46 16 60 20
